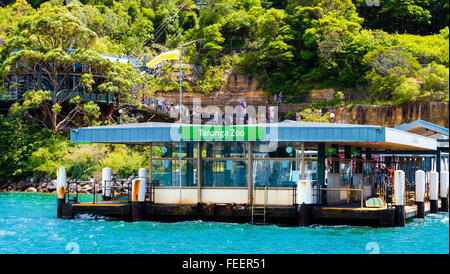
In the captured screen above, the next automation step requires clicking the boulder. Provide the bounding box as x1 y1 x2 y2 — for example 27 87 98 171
80 185 92 193
26 187 37 193
47 182 56 191
17 181 27 191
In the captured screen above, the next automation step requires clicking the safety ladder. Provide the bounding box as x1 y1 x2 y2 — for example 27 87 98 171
251 185 268 224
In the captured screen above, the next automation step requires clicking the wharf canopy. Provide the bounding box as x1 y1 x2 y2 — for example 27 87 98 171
70 120 437 205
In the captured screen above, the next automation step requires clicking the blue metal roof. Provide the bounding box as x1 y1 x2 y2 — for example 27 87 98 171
70 120 437 150
395 119 449 137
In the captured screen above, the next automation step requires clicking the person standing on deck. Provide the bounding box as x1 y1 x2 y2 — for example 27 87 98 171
278 91 283 104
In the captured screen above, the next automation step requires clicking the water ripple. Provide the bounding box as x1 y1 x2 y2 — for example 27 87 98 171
0 193 448 254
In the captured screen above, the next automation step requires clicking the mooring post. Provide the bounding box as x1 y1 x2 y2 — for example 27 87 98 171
56 167 67 218
131 168 147 221
102 167 112 201
415 170 426 218
439 171 449 212
428 171 439 213
296 180 312 226
394 170 405 226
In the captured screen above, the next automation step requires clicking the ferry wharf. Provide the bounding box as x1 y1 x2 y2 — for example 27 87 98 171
57 120 449 227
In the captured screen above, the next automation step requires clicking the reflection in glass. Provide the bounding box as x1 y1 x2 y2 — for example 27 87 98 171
202 160 247 187
152 160 197 186
202 142 247 158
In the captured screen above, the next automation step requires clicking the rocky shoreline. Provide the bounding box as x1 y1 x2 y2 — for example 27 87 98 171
0 179 132 194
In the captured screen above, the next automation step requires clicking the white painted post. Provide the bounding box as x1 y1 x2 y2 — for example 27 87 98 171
131 168 147 221
297 180 312 205
102 167 112 201
428 171 439 213
394 170 405 226
415 170 425 218
138 168 147 202
296 180 312 226
56 167 67 218
440 171 449 212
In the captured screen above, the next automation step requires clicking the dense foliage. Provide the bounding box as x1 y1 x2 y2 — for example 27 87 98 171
1 0 448 98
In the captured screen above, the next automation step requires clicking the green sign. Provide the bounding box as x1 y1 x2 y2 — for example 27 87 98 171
325 147 337 154
181 125 264 140
351 149 361 156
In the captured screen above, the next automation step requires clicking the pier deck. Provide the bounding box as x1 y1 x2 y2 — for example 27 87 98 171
61 199 446 227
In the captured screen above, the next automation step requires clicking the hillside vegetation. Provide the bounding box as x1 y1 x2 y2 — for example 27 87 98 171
1 0 448 100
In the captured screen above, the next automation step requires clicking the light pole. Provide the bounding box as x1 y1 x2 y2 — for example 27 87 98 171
330 113 335 123
178 54 182 204
144 49 182 203
118 109 123 124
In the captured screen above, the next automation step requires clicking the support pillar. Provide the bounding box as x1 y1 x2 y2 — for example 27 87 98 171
436 150 442 174
131 168 147 221
149 143 153 203
296 180 312 226
428 171 439 213
394 170 405 226
415 170 425 218
248 142 254 205
318 143 326 204
197 142 202 204
344 146 352 188
439 171 449 212
56 167 67 218
300 142 305 180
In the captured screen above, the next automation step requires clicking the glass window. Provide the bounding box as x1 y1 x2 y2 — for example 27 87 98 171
340 161 351 186
152 160 197 187
152 142 197 158
202 142 247 158
304 160 318 184
202 160 247 187
253 142 297 158
254 160 298 187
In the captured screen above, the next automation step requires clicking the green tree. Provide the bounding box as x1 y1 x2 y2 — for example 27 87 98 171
0 114 51 179
202 24 225 57
355 0 439 35
0 5 145 133
296 108 330 122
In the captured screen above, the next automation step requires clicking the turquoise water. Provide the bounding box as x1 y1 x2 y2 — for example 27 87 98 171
0 193 448 254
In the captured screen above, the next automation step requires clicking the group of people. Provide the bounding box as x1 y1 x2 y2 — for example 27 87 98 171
139 95 279 125
374 164 394 194
273 91 284 104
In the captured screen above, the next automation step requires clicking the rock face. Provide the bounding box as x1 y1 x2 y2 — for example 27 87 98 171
325 101 449 128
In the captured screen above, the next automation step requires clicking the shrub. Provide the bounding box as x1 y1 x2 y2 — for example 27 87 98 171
391 80 423 105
